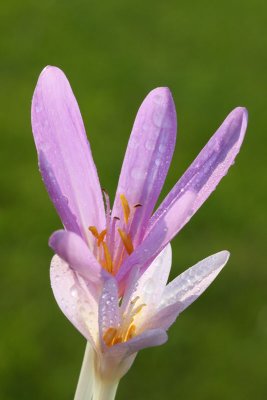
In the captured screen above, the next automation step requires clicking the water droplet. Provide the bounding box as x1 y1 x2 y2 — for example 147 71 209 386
155 158 161 166
70 285 79 298
129 137 139 149
153 94 163 105
145 140 154 151
35 105 42 113
131 167 146 181
158 144 166 154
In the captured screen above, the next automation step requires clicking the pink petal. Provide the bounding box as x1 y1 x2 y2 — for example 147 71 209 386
148 107 248 234
151 251 230 329
31 66 105 246
50 255 98 344
49 230 104 284
112 88 176 246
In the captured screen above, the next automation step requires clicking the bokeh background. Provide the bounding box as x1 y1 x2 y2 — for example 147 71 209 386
0 0 266 399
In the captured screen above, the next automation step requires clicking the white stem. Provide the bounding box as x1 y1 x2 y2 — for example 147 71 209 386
93 377 119 400
74 342 120 400
74 342 95 400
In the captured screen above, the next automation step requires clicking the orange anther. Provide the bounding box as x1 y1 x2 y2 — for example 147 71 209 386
88 226 99 238
103 327 117 347
118 228 134 255
125 324 136 341
102 242 113 273
120 194 131 224
97 229 107 246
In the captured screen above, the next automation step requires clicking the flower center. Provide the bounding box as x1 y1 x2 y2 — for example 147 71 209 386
103 296 146 347
89 193 141 275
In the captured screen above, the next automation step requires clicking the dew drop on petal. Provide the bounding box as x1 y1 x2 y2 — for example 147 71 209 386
70 285 79 298
145 140 154 151
131 167 146 181
158 144 167 154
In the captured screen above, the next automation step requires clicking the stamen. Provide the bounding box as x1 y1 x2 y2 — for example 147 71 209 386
125 324 136 341
112 336 123 345
88 226 99 238
102 188 111 231
133 303 146 315
102 242 113 273
118 228 134 255
134 203 142 208
103 327 117 347
120 194 130 224
97 229 107 246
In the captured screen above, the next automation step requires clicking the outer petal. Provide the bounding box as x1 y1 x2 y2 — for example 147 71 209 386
120 244 172 332
150 250 230 330
31 66 105 246
50 255 98 344
112 88 176 246
106 329 168 358
148 107 248 234
134 243 172 305
49 230 104 284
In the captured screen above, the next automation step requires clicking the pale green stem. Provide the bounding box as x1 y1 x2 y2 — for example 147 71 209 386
74 342 120 400
92 377 119 400
74 342 95 400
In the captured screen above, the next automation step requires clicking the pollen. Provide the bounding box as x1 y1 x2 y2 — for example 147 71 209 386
118 228 134 255
125 324 136 341
120 194 131 224
88 226 99 238
102 242 113 273
103 327 117 346
97 229 107 246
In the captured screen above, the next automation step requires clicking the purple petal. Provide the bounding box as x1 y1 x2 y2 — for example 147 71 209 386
117 107 247 287
31 66 105 245
148 107 248 234
152 250 230 329
99 278 120 340
49 230 104 284
39 152 81 236
107 329 168 358
112 88 176 246
117 190 195 287
50 255 98 344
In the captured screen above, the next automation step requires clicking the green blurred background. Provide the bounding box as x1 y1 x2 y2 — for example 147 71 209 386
0 0 266 399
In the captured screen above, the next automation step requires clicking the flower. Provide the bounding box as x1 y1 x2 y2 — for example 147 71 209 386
31 66 248 399
50 244 229 399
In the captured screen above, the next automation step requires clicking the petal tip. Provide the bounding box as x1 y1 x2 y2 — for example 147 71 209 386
148 87 174 104
230 106 248 128
216 250 230 267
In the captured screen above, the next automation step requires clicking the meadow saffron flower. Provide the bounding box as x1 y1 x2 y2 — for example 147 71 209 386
31 66 247 399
